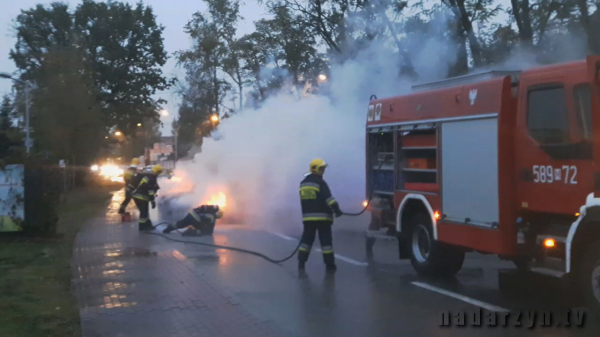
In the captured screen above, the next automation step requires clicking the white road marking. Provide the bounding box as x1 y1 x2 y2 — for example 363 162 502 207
315 248 369 266
411 281 510 312
273 233 297 241
270 232 369 267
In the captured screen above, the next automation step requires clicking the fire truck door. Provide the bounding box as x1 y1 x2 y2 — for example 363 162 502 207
515 79 595 215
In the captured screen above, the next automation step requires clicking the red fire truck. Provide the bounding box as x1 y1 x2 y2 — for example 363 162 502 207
365 56 600 310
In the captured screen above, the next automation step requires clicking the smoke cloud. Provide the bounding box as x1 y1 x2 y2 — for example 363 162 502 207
156 6 587 234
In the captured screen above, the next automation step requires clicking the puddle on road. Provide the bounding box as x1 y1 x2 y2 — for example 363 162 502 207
186 252 221 262
104 247 157 258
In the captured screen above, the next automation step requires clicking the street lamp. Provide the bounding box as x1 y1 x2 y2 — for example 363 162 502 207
211 114 220 123
318 74 327 81
115 131 122 136
0 72 32 154
137 123 142 127
160 109 169 116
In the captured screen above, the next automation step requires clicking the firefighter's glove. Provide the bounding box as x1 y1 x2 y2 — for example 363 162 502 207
335 210 343 218
151 201 156 209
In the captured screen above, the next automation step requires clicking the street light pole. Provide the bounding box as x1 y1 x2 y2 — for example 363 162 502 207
1 73 32 155
174 118 178 165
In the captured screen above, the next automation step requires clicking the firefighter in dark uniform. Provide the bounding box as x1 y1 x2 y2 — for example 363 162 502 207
118 158 140 214
132 164 162 231
162 205 224 236
298 158 343 271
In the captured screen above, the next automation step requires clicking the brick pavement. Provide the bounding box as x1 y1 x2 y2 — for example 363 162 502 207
73 191 291 337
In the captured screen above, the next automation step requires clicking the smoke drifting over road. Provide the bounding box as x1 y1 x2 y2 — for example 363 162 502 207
158 7 587 233
159 18 453 232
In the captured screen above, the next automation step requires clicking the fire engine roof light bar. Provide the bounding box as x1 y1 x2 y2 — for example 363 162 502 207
411 71 521 92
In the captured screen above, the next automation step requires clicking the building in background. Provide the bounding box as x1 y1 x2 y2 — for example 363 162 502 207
145 136 175 171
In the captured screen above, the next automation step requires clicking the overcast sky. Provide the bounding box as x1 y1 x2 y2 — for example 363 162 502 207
0 0 268 135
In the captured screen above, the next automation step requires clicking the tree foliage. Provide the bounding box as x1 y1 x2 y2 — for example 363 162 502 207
8 0 600 161
9 0 170 164
31 47 104 165
0 96 24 163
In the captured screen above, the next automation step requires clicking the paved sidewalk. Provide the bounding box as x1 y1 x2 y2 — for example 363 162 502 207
72 191 290 337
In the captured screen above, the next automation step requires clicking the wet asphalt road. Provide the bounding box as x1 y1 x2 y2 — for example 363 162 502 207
145 210 600 337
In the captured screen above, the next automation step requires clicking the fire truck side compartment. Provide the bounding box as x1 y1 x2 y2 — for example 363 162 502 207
367 75 518 256
366 130 395 230
440 117 499 227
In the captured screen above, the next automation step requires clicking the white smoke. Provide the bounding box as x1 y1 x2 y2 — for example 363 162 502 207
158 9 458 232
160 5 588 233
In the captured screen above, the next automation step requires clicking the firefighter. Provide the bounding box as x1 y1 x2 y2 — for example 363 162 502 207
162 205 224 236
118 158 140 214
298 158 343 271
132 164 162 231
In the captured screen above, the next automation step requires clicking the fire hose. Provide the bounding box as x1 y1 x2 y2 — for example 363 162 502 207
144 223 302 263
142 160 390 264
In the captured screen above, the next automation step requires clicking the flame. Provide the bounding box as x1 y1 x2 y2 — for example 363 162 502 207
171 176 182 182
204 192 227 208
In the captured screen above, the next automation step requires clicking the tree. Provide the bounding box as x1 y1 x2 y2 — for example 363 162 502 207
0 96 24 161
0 96 12 131
178 10 231 116
74 0 171 133
238 32 270 103
30 47 104 165
253 5 325 89
509 0 563 48
10 1 170 142
1 96 16 160
439 0 503 69
204 0 246 111
273 0 348 54
573 0 600 54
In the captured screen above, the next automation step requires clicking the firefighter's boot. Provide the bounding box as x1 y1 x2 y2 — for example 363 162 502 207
139 220 153 231
322 247 336 271
163 224 176 234
298 244 310 269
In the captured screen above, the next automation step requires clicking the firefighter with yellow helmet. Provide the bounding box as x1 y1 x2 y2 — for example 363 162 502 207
118 158 140 214
298 158 343 271
132 164 163 231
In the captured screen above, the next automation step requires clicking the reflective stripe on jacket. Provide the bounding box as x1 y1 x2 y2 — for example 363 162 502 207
299 173 341 222
132 174 159 201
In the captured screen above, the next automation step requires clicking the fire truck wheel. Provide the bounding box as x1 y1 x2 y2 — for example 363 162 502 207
408 214 465 278
578 242 600 312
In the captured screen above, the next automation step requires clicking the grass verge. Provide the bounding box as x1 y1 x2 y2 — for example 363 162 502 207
0 184 118 337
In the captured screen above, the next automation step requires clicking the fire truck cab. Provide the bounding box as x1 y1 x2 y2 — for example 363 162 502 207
365 56 600 310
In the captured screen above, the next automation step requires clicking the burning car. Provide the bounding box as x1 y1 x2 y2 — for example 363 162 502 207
155 172 246 225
